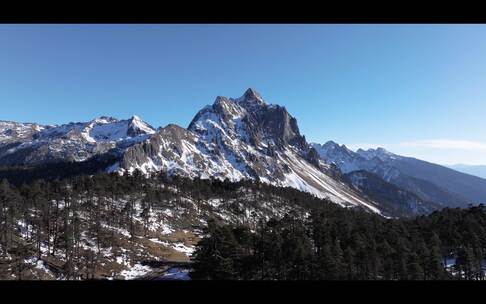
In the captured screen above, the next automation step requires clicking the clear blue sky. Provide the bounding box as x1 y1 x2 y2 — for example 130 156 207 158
1 24 485 164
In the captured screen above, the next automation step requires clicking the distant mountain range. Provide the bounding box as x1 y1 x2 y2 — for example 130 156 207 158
1 88 485 217
312 141 486 208
446 164 486 179
0 115 155 166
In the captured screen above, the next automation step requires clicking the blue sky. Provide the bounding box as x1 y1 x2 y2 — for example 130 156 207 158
1 24 485 165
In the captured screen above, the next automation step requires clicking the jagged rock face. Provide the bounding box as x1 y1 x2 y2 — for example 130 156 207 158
188 90 307 151
119 89 381 214
0 116 155 166
188 89 314 166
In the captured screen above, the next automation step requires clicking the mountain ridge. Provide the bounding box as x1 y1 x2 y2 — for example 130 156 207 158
0 115 156 166
2 88 482 217
312 140 486 207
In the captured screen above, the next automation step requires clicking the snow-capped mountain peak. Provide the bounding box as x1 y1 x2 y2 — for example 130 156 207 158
357 147 398 161
51 115 156 143
311 141 367 173
238 88 264 103
0 115 156 165
127 115 156 137
90 116 118 124
313 139 486 209
117 89 382 214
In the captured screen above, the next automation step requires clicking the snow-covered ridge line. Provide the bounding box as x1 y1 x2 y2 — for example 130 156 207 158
0 115 156 165
1 88 383 215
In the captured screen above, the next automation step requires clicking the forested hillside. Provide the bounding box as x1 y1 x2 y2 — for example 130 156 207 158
1 171 485 280
0 171 320 280
191 205 486 280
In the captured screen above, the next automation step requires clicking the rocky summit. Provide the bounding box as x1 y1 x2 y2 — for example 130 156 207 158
117 89 381 214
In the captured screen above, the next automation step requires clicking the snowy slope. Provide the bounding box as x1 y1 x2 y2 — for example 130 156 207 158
117 89 382 214
311 141 373 173
312 141 481 208
0 120 45 144
0 116 155 165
